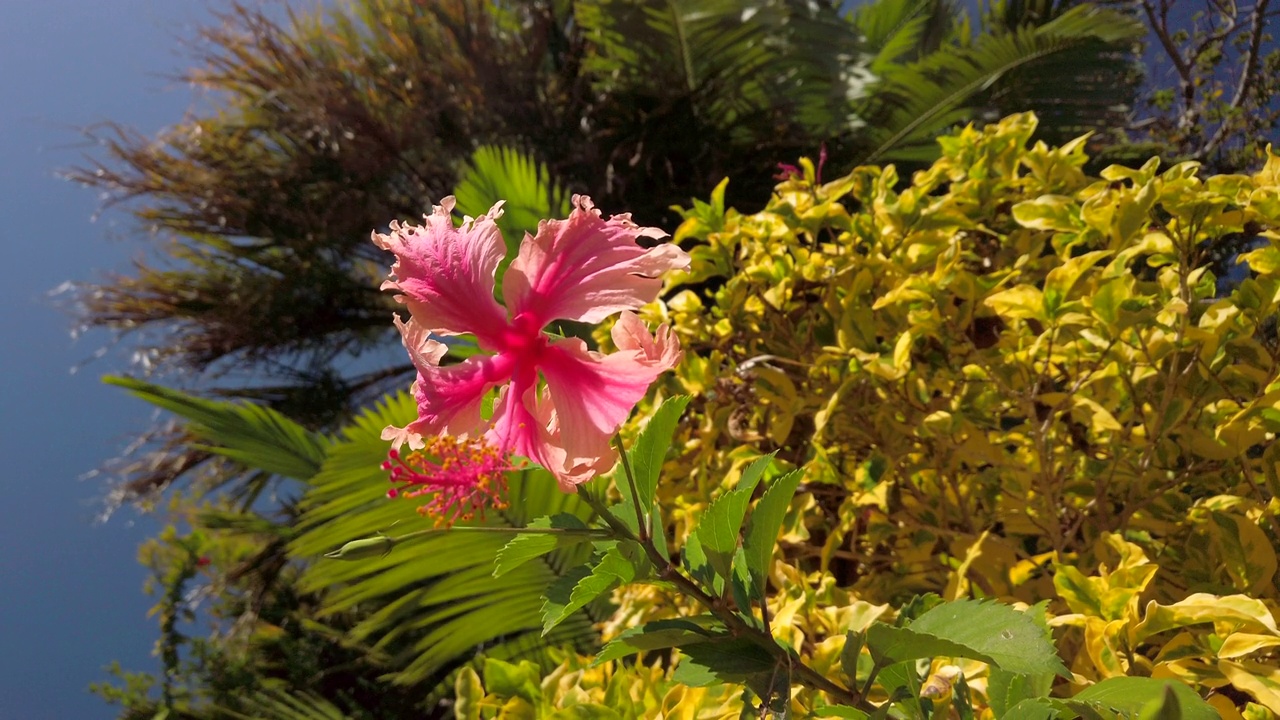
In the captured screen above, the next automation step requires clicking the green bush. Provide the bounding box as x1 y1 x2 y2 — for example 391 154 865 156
106 113 1280 718
610 112 1280 714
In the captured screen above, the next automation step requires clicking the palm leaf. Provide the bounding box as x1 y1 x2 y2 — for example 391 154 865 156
577 0 870 137
857 2 1143 163
219 689 346 720
453 144 572 256
979 0 1140 145
105 376 328 483
290 392 602 688
852 0 954 72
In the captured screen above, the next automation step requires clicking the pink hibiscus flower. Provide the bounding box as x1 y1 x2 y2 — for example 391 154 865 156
373 195 689 490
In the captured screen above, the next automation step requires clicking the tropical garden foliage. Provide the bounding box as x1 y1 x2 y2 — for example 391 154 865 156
74 1 1280 719
68 0 1144 501
98 114 1280 717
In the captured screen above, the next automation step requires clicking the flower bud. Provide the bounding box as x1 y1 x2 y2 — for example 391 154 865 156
323 534 396 561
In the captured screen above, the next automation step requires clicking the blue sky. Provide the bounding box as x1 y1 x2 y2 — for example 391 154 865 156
0 1 213 717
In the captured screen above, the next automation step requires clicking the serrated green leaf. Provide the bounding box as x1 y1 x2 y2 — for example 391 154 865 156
867 623 992 668
872 662 926 717
989 667 1053 716
1059 698 1119 720
894 593 944 625
671 637 776 687
840 630 865 688
907 599 1069 677
693 454 773 583
1137 685 1183 720
649 498 670 562
954 671 975 720
681 531 720 595
541 565 596 636
1000 699 1060 720
541 543 640 634
628 395 692 512
743 469 802 598
592 616 725 665
609 496 641 536
1071 678 1215 720
493 514 593 578
729 546 755 617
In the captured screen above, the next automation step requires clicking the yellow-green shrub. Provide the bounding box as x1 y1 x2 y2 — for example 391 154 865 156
452 654 742 719
631 112 1280 711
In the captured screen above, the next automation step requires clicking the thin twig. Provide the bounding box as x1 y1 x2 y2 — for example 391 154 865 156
1201 0 1272 160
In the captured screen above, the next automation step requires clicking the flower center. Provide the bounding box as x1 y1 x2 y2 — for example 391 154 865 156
500 311 549 359
382 438 512 526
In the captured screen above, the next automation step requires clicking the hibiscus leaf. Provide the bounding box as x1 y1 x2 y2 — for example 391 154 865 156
626 395 692 512
729 547 755 618
541 541 643 635
867 623 996 667
493 514 594 578
997 699 1060 720
742 469 802 599
682 530 721 595
671 636 777 687
592 616 725 665
692 453 773 585
1070 678 1216 719
649 498 671 561
866 599 1069 678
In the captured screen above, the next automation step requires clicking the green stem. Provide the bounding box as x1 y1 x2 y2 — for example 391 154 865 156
577 486 871 711
576 485 633 539
325 524 614 560
859 662 884 704
395 525 612 540
612 434 649 542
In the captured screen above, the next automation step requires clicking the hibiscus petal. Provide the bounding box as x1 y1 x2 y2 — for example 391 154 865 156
373 197 511 347
486 376 544 464
393 314 448 372
381 377 429 450
487 382 610 490
538 318 682 472
503 195 690 326
609 310 682 369
385 329 516 448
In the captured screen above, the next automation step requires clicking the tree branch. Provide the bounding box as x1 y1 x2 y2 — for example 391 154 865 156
1200 0 1272 160
1141 0 1197 130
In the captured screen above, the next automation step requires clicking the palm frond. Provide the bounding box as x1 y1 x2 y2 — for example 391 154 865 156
219 689 347 720
105 376 328 483
858 2 1143 163
453 145 572 256
577 0 870 136
852 0 954 72
980 0 1142 145
290 392 602 688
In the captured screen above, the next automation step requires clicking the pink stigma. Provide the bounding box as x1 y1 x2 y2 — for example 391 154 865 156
383 436 512 526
